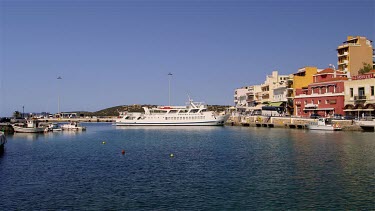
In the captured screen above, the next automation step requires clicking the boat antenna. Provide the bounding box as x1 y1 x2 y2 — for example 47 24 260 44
168 72 173 106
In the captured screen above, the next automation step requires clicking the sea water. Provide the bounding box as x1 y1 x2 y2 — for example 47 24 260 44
1 123 374 210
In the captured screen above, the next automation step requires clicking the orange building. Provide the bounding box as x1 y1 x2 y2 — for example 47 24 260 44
337 36 373 77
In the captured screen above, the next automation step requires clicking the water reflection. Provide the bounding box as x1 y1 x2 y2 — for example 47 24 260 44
115 126 220 131
12 133 44 141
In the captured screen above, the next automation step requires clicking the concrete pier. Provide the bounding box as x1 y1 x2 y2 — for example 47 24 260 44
232 115 363 131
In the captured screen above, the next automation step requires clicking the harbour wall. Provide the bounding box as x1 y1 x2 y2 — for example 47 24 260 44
229 116 362 131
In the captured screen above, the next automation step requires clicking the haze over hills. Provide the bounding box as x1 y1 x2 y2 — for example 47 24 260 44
71 104 231 117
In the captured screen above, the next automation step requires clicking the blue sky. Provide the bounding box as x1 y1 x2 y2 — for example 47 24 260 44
1 0 374 116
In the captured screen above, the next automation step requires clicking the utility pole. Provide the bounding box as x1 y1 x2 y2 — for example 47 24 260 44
57 76 62 115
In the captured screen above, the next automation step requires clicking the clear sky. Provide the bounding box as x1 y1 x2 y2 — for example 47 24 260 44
1 0 374 116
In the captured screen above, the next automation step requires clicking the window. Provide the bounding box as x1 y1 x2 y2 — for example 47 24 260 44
318 100 321 104
371 86 374 96
350 88 353 97
358 87 365 96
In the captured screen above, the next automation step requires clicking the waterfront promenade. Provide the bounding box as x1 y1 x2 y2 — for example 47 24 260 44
229 115 367 131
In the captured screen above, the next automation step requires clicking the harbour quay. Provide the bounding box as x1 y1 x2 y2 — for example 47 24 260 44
36 117 116 123
229 115 363 131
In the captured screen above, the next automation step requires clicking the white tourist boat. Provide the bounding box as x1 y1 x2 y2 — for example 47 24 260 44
307 118 342 131
115 99 230 126
61 122 86 131
12 119 48 133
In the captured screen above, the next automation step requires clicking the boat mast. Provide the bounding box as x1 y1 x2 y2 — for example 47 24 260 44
168 72 172 106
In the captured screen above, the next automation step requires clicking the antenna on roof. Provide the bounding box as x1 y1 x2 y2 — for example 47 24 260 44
329 64 337 78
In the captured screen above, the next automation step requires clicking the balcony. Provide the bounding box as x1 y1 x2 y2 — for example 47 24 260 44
354 95 366 101
337 52 348 57
305 104 318 108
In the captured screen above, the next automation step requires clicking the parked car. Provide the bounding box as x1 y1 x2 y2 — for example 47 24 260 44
343 115 355 120
333 114 344 120
310 113 321 119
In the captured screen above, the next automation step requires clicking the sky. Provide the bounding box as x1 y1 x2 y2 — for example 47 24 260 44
1 0 374 116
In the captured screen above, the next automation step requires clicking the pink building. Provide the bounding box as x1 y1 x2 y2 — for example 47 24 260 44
294 68 347 118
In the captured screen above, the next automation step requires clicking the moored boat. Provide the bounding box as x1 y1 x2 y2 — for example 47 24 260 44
0 132 6 154
12 119 48 133
307 118 342 131
358 120 375 132
115 98 230 126
47 123 62 132
61 122 86 131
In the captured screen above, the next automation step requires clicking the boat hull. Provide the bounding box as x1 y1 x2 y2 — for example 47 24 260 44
13 126 46 133
307 125 342 131
115 115 230 126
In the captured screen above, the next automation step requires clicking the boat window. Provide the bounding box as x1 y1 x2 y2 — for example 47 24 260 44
179 110 188 113
190 109 199 113
169 110 178 113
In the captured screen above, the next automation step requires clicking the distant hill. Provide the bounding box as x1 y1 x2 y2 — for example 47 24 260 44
71 104 231 117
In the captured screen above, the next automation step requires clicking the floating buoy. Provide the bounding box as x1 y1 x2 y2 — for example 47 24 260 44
102 141 106 144
121 149 125 155
170 153 174 158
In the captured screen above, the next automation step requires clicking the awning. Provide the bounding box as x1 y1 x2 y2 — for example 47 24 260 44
344 109 374 112
268 102 284 107
303 108 334 111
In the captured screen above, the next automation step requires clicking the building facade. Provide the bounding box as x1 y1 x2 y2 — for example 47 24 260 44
343 70 375 119
234 86 249 113
294 68 347 118
337 36 373 77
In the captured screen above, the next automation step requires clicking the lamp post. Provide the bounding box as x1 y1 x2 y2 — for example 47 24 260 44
168 72 173 106
57 76 62 116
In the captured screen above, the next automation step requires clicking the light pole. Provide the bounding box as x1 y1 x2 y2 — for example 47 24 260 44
168 72 173 106
22 106 24 118
57 76 62 116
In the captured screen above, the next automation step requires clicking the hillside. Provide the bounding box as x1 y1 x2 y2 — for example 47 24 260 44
72 104 231 117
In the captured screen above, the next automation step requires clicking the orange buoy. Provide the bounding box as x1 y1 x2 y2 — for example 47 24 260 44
121 149 125 155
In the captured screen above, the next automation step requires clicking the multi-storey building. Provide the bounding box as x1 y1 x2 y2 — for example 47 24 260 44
337 36 373 77
289 67 322 116
343 70 375 119
294 68 347 118
259 71 289 104
234 86 249 113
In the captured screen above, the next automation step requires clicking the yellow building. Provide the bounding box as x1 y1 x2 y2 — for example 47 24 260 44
337 36 373 77
343 70 375 119
290 67 321 115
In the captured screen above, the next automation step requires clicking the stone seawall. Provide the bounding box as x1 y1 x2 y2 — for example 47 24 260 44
228 116 362 131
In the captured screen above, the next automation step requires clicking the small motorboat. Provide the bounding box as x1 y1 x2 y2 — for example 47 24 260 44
48 123 62 132
307 118 342 131
61 122 86 131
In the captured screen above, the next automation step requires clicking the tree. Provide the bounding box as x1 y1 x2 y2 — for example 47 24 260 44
358 63 373 75
13 111 21 118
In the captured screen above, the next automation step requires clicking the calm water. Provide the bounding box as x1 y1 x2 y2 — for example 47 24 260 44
1 123 374 210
